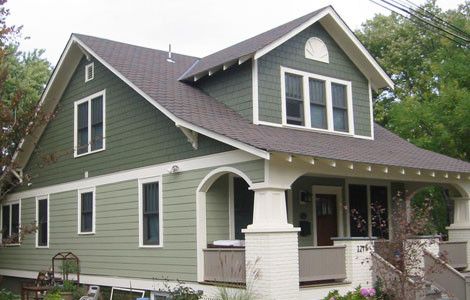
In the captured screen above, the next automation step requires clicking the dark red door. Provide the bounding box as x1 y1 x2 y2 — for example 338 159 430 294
316 194 337 246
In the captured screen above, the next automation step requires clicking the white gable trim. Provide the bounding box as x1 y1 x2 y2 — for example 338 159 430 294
71 37 270 160
253 7 393 90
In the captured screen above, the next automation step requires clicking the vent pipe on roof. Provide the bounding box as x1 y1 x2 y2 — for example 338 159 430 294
166 44 175 63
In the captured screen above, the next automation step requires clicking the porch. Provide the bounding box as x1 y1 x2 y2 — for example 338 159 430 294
196 155 470 299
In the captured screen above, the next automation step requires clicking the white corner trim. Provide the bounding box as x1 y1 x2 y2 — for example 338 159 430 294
72 37 269 160
253 7 393 89
73 89 106 158
280 66 356 135
138 176 163 248
252 58 259 124
35 195 50 248
368 81 375 140
77 187 96 235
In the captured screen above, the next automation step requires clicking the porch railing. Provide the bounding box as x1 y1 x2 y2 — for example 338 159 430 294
439 241 468 270
299 246 347 282
203 248 246 284
203 245 347 284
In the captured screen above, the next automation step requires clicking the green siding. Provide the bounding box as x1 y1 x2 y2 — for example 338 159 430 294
206 174 229 243
20 57 233 190
258 23 372 136
0 160 264 281
197 61 253 121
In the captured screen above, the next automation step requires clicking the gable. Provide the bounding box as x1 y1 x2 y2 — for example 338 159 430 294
257 22 373 137
19 57 233 190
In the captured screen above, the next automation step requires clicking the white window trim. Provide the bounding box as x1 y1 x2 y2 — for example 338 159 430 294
280 66 355 135
138 176 163 248
77 187 96 235
85 62 94 82
73 89 106 158
35 195 50 248
0 200 21 247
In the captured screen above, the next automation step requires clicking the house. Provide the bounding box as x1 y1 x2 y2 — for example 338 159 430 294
1 5 470 300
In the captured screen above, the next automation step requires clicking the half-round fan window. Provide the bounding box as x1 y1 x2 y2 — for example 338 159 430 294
305 37 329 63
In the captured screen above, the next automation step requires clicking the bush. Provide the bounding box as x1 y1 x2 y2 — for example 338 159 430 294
0 289 20 300
322 286 379 300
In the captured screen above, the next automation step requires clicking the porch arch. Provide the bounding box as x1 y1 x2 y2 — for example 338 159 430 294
196 166 254 282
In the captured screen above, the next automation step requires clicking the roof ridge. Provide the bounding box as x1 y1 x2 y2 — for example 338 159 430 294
72 33 200 60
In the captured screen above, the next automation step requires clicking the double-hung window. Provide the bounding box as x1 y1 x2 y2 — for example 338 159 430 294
78 188 95 234
36 196 49 248
139 177 162 247
1 202 20 244
282 67 354 134
74 90 105 157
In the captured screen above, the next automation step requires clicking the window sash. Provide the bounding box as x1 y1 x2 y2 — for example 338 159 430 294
142 182 160 245
11 204 19 237
2 205 10 240
37 199 48 246
80 192 93 232
285 74 304 126
75 93 104 155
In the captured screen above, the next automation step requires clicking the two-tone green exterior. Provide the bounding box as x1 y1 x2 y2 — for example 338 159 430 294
0 160 264 281
22 57 233 190
257 23 372 137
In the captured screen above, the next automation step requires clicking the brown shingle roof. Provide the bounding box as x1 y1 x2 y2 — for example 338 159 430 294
74 34 470 174
179 6 328 80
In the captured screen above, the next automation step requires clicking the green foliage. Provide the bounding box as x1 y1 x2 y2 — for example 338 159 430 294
48 281 86 300
61 260 79 277
411 186 449 235
159 280 203 300
216 286 255 300
44 290 62 300
356 0 470 161
0 288 20 300
322 286 382 300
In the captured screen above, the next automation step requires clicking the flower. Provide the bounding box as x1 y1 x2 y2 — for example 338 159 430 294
360 288 369 297
368 288 376 297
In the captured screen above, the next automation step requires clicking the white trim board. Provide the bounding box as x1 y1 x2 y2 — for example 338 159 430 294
7 150 260 201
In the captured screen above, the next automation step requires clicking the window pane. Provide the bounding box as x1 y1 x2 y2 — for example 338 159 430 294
311 104 327 129
309 79 326 104
371 186 389 239
285 74 304 126
142 182 159 245
285 74 302 99
81 192 93 232
349 185 368 237
38 199 48 246
333 108 348 132
11 204 19 237
2 205 10 239
77 102 89 155
332 83 347 108
91 96 104 151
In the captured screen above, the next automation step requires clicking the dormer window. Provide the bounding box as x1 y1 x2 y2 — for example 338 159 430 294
85 62 94 82
74 90 106 157
282 67 354 134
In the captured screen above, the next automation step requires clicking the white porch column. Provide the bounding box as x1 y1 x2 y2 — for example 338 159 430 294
447 196 470 270
242 184 300 300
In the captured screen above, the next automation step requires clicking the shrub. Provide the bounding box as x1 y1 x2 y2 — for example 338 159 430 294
322 286 380 300
0 289 19 300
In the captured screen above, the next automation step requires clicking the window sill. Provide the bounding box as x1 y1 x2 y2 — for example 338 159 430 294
139 245 163 249
3 243 21 247
36 246 49 249
74 147 106 158
78 232 95 235
282 123 354 137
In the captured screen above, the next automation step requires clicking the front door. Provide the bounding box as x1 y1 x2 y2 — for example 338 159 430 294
315 194 338 246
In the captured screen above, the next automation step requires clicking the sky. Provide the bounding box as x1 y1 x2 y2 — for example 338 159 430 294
5 0 463 64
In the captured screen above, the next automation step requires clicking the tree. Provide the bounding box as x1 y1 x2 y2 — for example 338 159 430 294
0 0 51 199
356 0 470 162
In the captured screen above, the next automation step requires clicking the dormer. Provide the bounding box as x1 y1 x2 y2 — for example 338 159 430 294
181 6 393 140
